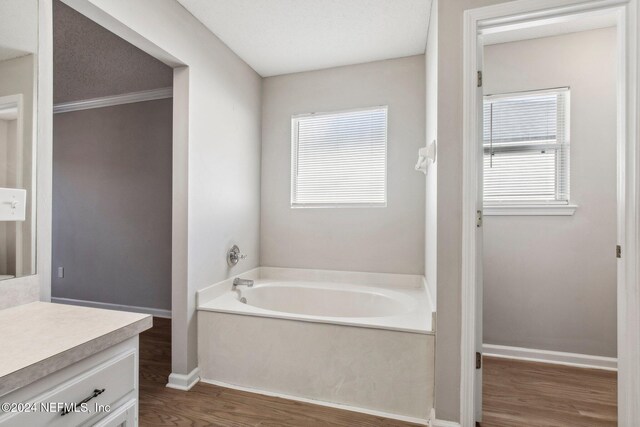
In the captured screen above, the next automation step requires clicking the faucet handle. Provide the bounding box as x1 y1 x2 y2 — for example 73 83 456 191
227 245 247 266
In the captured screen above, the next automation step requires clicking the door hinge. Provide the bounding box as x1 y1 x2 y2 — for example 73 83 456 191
476 352 482 369
616 245 622 258
476 210 483 228
477 71 483 87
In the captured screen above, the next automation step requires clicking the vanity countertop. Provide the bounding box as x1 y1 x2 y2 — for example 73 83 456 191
0 301 152 396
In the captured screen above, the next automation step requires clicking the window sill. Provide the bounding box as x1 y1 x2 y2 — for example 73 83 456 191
290 204 387 209
484 204 578 216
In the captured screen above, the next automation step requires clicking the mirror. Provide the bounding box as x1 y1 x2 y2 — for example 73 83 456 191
0 0 38 281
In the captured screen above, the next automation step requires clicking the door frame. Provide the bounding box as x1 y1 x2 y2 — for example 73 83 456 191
461 0 639 426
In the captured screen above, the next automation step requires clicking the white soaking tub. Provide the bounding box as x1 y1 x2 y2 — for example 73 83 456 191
197 269 435 424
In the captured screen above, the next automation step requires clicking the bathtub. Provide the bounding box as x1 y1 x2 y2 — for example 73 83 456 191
197 268 435 424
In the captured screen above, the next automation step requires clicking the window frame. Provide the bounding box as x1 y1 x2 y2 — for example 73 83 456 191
482 87 576 216
290 106 388 209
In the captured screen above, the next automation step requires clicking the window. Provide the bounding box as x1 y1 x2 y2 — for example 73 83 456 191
483 89 570 210
291 107 387 207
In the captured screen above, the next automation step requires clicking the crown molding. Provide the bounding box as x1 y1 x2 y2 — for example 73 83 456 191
53 87 172 114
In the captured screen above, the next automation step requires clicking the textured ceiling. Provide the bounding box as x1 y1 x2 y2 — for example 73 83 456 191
53 0 173 104
177 0 431 77
0 0 38 61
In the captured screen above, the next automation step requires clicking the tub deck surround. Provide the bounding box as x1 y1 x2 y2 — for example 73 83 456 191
198 311 434 423
199 280 432 334
197 267 435 422
0 301 152 396
196 267 434 334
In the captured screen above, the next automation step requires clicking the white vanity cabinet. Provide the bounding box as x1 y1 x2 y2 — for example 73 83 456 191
0 303 152 427
0 338 139 427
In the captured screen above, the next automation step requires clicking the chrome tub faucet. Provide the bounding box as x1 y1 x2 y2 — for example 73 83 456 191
233 277 254 289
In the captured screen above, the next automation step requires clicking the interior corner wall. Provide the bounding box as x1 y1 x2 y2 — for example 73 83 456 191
483 28 617 357
61 0 262 377
260 55 426 275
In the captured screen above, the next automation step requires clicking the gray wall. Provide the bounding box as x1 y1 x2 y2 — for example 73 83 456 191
53 0 172 104
261 55 426 275
64 0 263 377
483 28 617 357
52 0 173 311
52 99 173 310
433 0 510 422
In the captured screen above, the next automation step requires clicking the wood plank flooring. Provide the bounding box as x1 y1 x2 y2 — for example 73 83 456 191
138 318 617 426
139 317 417 426
482 356 617 427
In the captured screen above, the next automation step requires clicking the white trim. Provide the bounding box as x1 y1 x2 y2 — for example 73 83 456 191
432 420 461 427
166 367 200 391
51 297 171 318
37 0 53 303
200 378 429 426
483 344 618 371
462 1 639 427
461 5 482 425
53 87 173 114
430 410 462 427
484 204 577 216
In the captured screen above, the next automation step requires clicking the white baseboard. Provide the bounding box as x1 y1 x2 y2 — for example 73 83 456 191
483 344 617 371
200 378 429 426
167 367 201 391
432 420 461 427
51 297 171 318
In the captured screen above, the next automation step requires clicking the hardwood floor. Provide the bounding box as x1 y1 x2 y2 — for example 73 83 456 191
139 319 616 426
482 356 617 427
138 317 418 426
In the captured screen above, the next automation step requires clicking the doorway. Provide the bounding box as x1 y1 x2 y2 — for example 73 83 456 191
50 0 173 317
482 20 618 426
461 1 639 426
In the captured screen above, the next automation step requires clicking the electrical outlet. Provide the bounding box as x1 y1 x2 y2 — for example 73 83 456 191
57 267 64 279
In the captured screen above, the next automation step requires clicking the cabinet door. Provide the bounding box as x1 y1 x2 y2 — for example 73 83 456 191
90 399 136 427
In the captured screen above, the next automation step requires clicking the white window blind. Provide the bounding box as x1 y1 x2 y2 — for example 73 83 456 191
483 89 570 204
291 107 387 207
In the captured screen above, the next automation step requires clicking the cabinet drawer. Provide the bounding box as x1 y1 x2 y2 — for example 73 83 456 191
89 399 136 427
0 350 135 427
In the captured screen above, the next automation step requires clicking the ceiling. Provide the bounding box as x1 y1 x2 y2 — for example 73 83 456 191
0 0 38 61
177 0 432 77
